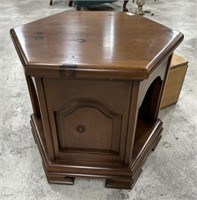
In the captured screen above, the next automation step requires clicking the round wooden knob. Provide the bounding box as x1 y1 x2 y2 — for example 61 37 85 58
76 125 86 133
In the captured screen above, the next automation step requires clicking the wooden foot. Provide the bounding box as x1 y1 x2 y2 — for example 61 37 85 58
47 175 75 185
42 159 75 185
105 179 133 189
50 0 53 5
106 167 143 189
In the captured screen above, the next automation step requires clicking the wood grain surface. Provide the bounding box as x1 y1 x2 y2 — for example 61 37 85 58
10 11 183 79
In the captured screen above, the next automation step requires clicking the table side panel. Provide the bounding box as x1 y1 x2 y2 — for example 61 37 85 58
43 79 132 164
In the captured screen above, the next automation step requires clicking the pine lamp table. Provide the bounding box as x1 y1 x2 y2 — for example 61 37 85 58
10 11 183 189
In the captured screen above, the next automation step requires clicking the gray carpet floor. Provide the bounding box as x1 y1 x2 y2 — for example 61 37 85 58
0 0 197 199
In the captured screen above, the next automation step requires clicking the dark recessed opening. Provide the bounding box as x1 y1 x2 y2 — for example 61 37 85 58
132 77 163 160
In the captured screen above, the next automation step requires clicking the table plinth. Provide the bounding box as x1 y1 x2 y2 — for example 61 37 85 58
10 11 183 189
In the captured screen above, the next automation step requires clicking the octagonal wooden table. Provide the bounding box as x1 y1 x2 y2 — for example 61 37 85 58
10 11 183 189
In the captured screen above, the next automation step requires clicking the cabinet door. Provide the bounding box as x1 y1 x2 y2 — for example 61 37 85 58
43 79 131 164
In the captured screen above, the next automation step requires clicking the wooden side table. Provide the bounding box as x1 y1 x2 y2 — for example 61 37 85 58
10 11 183 189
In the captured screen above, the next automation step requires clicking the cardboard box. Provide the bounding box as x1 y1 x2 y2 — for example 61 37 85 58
161 54 188 109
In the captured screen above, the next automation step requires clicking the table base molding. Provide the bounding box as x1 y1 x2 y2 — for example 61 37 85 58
30 114 162 189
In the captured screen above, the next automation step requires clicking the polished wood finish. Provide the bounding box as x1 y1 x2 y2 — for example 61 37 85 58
10 11 183 189
161 54 188 108
10 11 183 80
